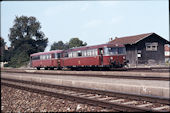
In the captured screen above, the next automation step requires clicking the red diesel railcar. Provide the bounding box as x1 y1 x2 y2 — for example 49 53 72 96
30 43 127 70
30 50 63 70
62 43 126 69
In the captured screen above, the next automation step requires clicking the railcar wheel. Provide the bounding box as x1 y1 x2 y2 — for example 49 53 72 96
44 67 48 70
36 67 40 70
50 67 54 70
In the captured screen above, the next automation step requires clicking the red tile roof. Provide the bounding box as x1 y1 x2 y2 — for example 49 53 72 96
108 32 154 45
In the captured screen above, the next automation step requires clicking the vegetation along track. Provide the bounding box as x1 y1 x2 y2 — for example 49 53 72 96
1 78 170 112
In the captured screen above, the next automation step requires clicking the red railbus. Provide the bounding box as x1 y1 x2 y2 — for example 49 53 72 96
30 50 63 70
61 43 126 70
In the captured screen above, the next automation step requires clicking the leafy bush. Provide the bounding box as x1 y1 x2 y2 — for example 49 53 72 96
7 51 29 68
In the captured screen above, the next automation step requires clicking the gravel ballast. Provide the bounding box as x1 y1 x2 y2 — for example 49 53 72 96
1 85 116 112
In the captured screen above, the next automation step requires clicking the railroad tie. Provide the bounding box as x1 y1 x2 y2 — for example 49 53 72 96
87 95 102 99
79 94 94 97
76 93 86 96
152 106 170 111
62 91 76 95
109 99 125 103
97 97 111 101
70 93 80 96
136 103 153 107
122 101 138 105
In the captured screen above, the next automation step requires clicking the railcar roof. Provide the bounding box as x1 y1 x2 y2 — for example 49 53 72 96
30 50 63 56
64 43 124 52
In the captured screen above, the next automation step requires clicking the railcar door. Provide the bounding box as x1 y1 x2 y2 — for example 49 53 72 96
57 53 61 68
51 53 55 66
99 48 104 65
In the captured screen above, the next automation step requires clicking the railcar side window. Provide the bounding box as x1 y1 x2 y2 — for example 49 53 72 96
32 55 40 60
87 50 91 56
77 51 82 57
46 55 47 59
82 50 87 56
57 53 61 58
94 49 98 56
68 52 72 58
91 50 93 56
73 52 77 57
84 49 98 56
55 53 58 58
64 52 68 58
52 53 55 58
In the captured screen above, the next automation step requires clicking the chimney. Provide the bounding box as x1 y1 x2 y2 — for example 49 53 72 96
109 37 113 41
115 37 118 39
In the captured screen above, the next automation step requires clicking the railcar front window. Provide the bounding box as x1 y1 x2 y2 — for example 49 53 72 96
118 47 126 54
108 48 118 55
105 47 126 55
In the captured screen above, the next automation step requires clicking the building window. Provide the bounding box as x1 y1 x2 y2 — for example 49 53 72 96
145 42 158 51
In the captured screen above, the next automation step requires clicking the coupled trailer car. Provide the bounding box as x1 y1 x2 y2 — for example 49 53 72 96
30 43 127 70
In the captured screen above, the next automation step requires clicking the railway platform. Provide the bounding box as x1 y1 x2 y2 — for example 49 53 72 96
1 71 169 98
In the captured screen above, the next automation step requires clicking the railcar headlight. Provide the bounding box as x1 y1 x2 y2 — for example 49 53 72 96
123 56 125 59
110 57 113 60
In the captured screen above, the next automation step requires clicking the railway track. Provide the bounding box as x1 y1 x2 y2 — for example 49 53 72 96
3 66 170 72
1 78 170 112
126 67 170 73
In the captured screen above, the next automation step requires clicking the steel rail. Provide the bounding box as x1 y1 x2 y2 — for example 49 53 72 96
2 67 170 72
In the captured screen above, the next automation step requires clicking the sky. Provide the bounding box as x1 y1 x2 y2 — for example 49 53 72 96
1 0 169 51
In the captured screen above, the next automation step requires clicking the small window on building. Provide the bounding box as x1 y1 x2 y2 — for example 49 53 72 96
137 54 141 57
145 42 158 51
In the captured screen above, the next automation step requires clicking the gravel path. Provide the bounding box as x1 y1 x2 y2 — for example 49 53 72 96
1 85 116 112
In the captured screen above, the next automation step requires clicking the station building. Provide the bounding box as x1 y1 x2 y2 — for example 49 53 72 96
108 32 169 67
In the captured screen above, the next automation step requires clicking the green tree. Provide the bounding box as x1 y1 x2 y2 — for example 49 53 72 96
69 38 87 48
9 16 48 55
8 15 48 67
50 41 69 50
0 37 6 62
